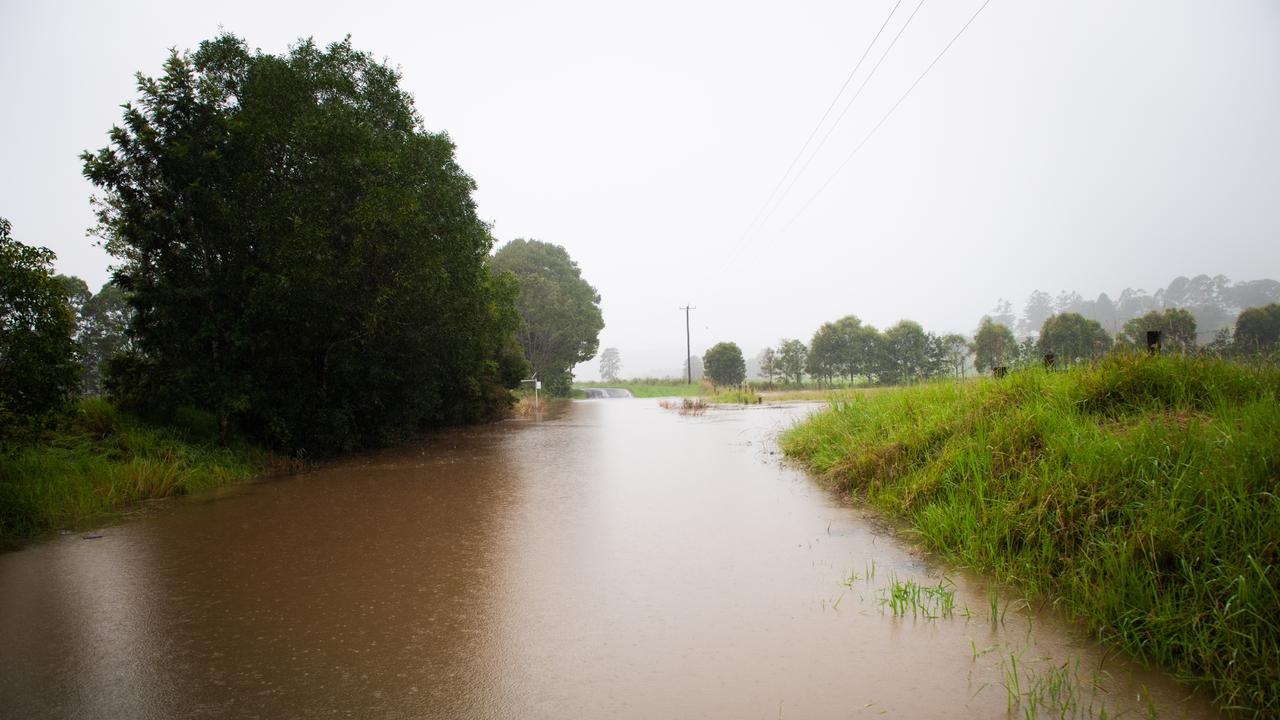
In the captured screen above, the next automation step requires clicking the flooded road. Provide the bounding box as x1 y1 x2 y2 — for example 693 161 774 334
0 400 1219 719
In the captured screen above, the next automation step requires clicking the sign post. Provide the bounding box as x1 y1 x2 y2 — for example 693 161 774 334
522 376 540 416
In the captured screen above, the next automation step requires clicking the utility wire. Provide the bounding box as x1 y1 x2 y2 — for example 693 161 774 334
734 0 904 245
768 0 929 220
774 0 994 244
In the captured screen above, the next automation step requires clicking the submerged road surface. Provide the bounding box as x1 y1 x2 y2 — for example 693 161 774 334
0 399 1219 718
580 387 634 399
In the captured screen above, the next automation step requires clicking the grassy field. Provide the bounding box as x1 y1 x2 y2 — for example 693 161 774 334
0 399 276 546
780 353 1280 716
575 379 703 398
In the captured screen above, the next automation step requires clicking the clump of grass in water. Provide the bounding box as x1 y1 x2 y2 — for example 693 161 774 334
781 353 1280 715
999 653 1120 720
657 397 708 416
877 573 957 620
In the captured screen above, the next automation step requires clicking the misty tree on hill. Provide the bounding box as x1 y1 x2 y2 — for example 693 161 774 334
599 347 621 382
756 347 777 384
972 317 1017 373
0 218 80 439
1119 308 1196 352
1018 290 1055 337
491 239 604 397
1037 313 1111 363
987 299 1018 330
682 355 704 382
83 34 523 452
1233 304 1280 353
996 275 1280 348
703 342 745 388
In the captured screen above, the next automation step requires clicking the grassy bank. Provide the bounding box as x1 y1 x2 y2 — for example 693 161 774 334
0 399 273 546
780 353 1279 716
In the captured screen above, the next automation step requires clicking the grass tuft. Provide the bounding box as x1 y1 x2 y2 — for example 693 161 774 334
877 573 957 619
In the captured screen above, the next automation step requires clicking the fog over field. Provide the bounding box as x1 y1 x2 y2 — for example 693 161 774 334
2 0 1277 380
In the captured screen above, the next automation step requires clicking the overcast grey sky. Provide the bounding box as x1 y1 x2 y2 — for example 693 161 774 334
3 0 1278 379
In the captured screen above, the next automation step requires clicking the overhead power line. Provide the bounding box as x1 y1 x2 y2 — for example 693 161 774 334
734 0 905 245
777 0 994 241
769 0 929 219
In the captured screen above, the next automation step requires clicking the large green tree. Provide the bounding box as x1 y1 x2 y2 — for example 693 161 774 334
83 34 520 452
807 315 873 384
806 320 847 385
879 320 932 384
703 342 746 387
776 339 807 386
0 218 80 438
1038 313 1111 363
1234 303 1280 353
972 317 1017 373
1120 308 1197 352
490 239 603 396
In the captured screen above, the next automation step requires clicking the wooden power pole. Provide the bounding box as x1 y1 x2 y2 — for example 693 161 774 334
680 305 696 384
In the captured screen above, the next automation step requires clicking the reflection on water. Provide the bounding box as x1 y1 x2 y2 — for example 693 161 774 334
0 400 1220 718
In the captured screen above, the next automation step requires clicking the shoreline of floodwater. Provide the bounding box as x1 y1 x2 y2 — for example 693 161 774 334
779 352 1280 717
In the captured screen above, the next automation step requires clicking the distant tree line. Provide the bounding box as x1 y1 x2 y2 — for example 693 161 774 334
973 305 1280 372
2 34 602 453
989 274 1279 345
707 299 1280 392
745 317 969 388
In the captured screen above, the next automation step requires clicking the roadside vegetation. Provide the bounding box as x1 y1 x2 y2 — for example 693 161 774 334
2 34 609 546
0 398 275 545
780 352 1279 716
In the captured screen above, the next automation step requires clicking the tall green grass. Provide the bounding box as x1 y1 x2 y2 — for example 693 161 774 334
781 353 1280 716
0 398 269 544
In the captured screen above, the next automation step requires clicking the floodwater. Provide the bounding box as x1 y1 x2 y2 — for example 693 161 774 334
580 387 633 398
0 399 1220 719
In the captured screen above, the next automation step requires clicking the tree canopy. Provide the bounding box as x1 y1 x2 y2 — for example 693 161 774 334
490 239 603 396
82 34 521 452
77 282 133 395
881 320 934 384
806 316 873 383
1120 308 1197 352
1038 313 1111 363
939 333 970 379
703 342 745 387
1234 303 1280 353
1 218 80 438
972 317 1017 373
776 339 807 386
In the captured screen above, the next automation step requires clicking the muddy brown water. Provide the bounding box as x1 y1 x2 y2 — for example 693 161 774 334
1 399 1220 719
